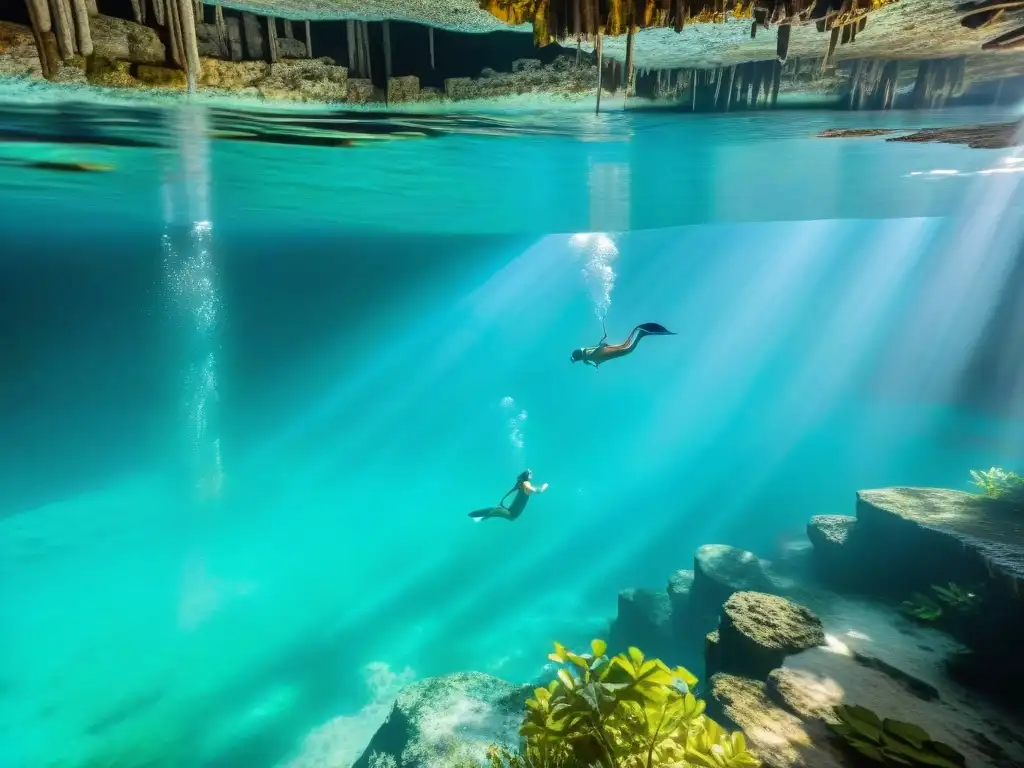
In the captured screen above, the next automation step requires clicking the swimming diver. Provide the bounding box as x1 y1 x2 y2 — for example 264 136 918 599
468 469 548 522
570 320 676 369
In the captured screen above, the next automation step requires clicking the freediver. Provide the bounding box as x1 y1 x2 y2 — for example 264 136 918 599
468 469 548 522
570 320 676 369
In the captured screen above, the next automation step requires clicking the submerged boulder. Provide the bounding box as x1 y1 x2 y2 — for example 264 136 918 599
610 587 675 661
707 592 824 680
708 673 843 768
856 488 1024 593
352 672 529 768
806 515 863 588
667 568 695 637
692 544 776 618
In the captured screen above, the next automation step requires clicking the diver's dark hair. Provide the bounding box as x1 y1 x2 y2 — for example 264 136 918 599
517 469 532 482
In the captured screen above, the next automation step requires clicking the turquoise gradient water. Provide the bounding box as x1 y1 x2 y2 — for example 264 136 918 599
1 99 1022 768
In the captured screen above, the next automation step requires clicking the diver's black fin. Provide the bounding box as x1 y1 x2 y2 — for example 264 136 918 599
636 322 676 336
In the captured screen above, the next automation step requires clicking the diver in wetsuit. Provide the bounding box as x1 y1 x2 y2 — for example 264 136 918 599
571 321 676 369
468 469 549 522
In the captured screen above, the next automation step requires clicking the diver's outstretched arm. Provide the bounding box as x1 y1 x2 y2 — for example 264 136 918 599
524 481 548 494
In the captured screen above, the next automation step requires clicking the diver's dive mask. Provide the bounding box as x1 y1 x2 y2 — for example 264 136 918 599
570 348 584 363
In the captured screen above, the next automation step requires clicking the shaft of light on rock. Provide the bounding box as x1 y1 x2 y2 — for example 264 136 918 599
70 0 92 55
305 19 311 57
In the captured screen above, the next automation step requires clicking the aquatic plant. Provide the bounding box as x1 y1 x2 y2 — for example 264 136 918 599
900 592 944 622
901 582 981 624
969 467 1024 504
828 704 966 767
489 639 760 767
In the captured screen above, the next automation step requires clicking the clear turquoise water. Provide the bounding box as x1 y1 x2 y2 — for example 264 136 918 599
1 100 1023 768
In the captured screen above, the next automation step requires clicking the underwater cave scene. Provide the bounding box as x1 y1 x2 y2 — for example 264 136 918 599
1 0 1024 767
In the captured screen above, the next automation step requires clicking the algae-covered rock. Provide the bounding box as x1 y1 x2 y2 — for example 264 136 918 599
352 672 529 768
136 65 187 89
258 58 347 103
387 75 421 103
347 77 375 103
709 591 824 680
692 544 776 618
610 587 674 661
0 21 42 79
444 56 599 101
198 58 269 89
86 57 137 88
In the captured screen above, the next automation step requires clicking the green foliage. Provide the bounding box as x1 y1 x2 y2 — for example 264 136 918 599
828 704 966 768
901 582 981 624
492 639 760 768
969 467 1024 503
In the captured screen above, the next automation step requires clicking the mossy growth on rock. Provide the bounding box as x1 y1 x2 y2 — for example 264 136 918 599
493 639 760 767
709 592 824 680
969 467 1024 506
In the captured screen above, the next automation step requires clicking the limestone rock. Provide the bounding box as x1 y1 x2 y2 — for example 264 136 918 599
196 22 228 59
277 37 306 59
857 487 1024 591
418 86 443 101
387 75 420 103
444 58 598 101
347 77 375 103
352 672 529 768
0 21 42 79
610 587 674 661
806 515 863 588
709 673 845 768
258 58 347 103
692 544 775 618
90 14 164 65
709 592 824 680
512 58 542 72
198 58 268 89
888 123 1023 150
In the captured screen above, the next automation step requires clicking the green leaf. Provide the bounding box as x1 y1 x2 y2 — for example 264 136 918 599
591 638 607 657
578 682 600 712
835 704 883 742
567 652 591 670
930 741 968 766
849 741 888 762
882 718 931 749
556 669 576 691
627 646 645 669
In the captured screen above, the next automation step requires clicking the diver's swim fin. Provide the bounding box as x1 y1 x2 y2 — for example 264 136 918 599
636 322 676 335
468 506 511 522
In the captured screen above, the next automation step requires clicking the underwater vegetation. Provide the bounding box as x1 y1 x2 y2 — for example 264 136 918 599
900 582 982 624
968 467 1024 505
488 640 759 768
828 704 966 768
